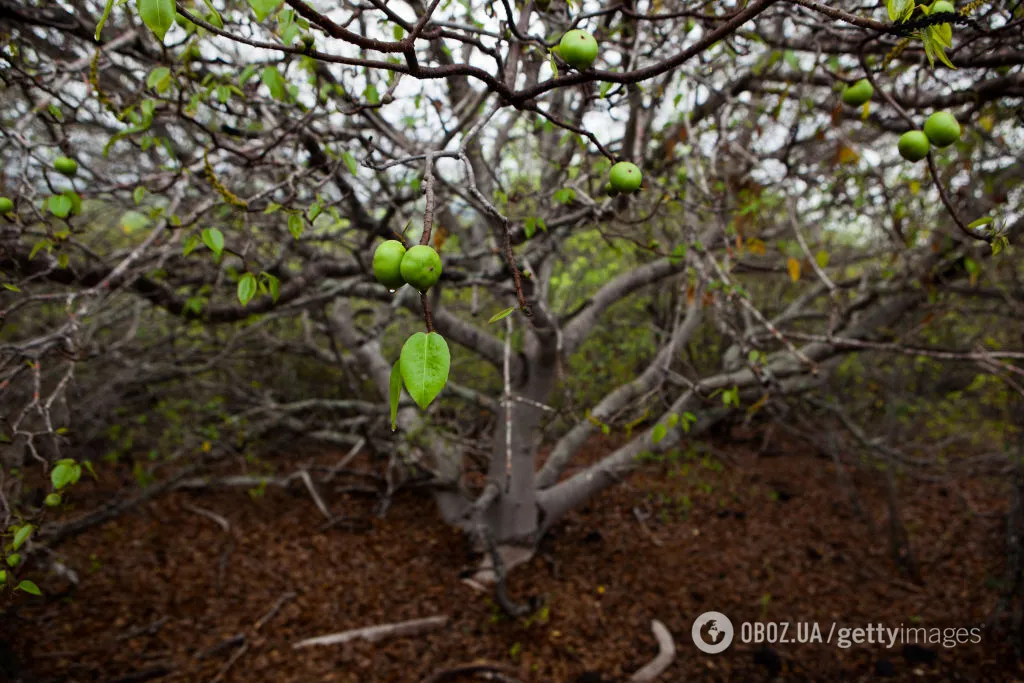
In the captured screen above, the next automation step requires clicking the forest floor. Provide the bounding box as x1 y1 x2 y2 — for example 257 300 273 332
1 430 1020 683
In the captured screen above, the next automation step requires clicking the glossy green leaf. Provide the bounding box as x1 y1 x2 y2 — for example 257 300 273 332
16 580 41 596
137 0 174 41
12 525 32 551
488 307 516 324
182 234 200 256
399 332 450 410
48 195 72 218
247 0 282 21
96 0 116 39
261 66 288 101
342 151 359 176
288 213 304 239
237 272 257 305
389 360 402 431
652 423 667 444
51 463 75 490
201 227 224 257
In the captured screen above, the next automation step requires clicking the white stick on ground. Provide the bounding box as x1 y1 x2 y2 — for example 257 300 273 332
630 620 676 682
292 616 449 649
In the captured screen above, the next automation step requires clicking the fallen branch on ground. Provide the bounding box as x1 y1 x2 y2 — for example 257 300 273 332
629 620 676 682
420 661 522 683
292 615 449 649
210 591 295 683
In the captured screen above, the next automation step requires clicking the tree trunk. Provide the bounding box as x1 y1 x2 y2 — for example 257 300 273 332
483 353 557 544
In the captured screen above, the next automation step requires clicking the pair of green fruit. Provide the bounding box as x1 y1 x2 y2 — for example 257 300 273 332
604 161 643 195
898 111 961 162
373 241 442 292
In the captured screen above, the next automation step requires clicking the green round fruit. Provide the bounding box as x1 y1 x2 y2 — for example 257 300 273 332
45 493 61 507
558 30 599 70
930 0 955 14
609 161 643 193
841 79 873 107
372 240 407 290
400 245 443 292
0 197 13 214
54 157 78 177
923 111 961 148
898 130 930 162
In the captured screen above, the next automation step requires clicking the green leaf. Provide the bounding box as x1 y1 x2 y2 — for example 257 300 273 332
51 462 74 490
488 306 516 324
137 0 174 42
247 0 283 21
389 360 402 431
393 25 405 40
364 83 380 105
12 525 32 551
652 423 667 444
524 217 537 239
261 66 288 101
47 195 72 219
96 0 116 39
553 188 576 205
399 332 451 410
262 272 280 302
3 283 21 292
6 554 20 567
147 67 171 92
16 580 41 596
201 227 224 257
288 213 304 239
182 234 200 256
968 216 994 230
133 186 146 205
886 0 913 22
342 151 359 176
237 272 257 305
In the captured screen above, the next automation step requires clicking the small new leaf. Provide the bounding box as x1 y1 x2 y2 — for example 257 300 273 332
342 152 359 176
96 0 116 39
652 423 667 444
488 307 516 324
12 525 33 551
389 360 402 431
247 0 283 21
237 272 257 306
16 580 42 596
201 227 224 257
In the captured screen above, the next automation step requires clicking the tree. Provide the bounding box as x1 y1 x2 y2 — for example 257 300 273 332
1 0 1022 614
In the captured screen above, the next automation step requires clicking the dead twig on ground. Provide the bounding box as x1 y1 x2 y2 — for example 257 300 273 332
292 615 449 649
629 620 676 682
181 502 231 532
421 661 522 683
210 591 295 683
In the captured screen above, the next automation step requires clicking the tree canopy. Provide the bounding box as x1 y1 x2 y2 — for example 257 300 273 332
1 0 1023 612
